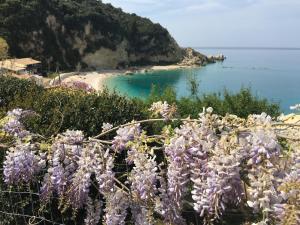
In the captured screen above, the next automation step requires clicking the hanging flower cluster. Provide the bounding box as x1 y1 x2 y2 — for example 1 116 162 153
3 143 46 185
1 103 300 225
190 110 244 223
245 129 282 218
112 123 141 152
104 189 129 225
40 130 84 201
0 108 32 138
84 197 103 225
149 101 177 120
127 146 158 224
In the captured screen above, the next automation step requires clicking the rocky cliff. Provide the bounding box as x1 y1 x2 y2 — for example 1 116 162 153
0 0 184 71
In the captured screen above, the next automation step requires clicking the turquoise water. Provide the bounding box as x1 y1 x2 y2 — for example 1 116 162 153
106 48 300 113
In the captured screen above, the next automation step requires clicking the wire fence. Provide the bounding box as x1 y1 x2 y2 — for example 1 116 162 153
0 150 264 225
0 168 70 225
0 169 253 225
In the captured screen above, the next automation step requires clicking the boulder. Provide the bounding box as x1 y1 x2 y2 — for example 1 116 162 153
178 48 209 66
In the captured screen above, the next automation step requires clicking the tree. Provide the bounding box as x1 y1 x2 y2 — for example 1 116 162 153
0 37 9 60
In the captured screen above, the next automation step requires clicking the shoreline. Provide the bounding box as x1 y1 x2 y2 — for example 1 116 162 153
52 64 202 92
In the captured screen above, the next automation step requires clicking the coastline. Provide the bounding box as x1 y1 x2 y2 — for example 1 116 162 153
52 64 201 92
44 49 225 92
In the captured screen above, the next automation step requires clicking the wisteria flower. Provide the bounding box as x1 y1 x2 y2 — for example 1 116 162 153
112 123 141 152
102 122 113 132
149 101 177 120
3 143 46 185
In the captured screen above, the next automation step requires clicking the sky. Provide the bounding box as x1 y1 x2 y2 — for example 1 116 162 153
102 0 300 48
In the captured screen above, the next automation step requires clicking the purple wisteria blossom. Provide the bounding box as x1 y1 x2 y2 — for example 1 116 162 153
163 114 216 224
127 146 158 224
94 147 115 195
40 130 84 201
84 197 103 225
3 106 300 224
67 145 97 209
245 128 282 215
192 154 244 222
246 129 281 166
149 101 176 120
131 204 153 225
112 123 141 152
104 189 129 225
3 119 30 138
61 130 84 145
3 143 45 185
1 108 33 138
128 149 157 201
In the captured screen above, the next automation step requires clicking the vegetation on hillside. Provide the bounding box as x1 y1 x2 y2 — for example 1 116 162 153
0 0 182 71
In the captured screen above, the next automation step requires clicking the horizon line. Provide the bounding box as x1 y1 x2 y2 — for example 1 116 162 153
191 46 300 50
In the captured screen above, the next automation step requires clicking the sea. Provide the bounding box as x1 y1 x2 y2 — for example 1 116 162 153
105 48 300 113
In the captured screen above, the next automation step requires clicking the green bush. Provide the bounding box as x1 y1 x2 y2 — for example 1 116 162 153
0 76 145 137
0 77 281 137
0 76 44 113
146 85 281 119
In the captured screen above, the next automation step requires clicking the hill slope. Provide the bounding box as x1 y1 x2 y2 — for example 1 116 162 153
0 0 184 71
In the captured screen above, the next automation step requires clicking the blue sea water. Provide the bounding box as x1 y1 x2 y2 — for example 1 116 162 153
106 48 300 113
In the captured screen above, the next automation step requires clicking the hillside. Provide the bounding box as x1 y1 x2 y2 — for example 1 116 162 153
0 0 185 71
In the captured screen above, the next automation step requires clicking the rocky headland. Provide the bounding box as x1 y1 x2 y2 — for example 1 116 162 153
0 0 224 72
0 0 179 71
178 48 225 66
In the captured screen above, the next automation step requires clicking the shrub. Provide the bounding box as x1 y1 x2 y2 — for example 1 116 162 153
146 85 281 119
0 77 281 137
0 76 145 136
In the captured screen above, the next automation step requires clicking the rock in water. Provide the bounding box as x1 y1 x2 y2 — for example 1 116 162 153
178 48 210 66
0 0 184 71
207 54 226 62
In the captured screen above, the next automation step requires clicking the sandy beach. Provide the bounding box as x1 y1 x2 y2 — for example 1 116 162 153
54 64 198 92
61 71 115 91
